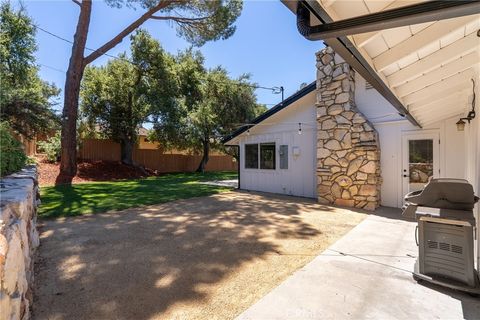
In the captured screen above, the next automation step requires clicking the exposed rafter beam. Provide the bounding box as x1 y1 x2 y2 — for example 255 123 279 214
298 0 480 40
410 93 465 115
353 0 433 48
403 70 473 105
387 31 479 87
300 0 421 127
409 91 468 113
417 107 467 126
414 105 466 121
353 31 380 47
396 51 478 97
321 0 337 8
374 15 479 72
412 96 468 117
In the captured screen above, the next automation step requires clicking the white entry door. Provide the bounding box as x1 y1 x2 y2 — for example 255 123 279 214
402 132 440 201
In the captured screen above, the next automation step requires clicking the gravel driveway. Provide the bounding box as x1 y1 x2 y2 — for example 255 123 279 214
34 191 366 320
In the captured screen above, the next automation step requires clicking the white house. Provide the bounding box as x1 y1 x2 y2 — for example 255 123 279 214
224 47 476 212
223 0 480 301
224 82 318 199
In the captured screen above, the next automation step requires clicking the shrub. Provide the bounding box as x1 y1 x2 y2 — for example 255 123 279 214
0 122 27 176
26 156 38 165
37 131 61 162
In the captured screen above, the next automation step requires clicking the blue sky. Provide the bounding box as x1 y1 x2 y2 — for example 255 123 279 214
23 0 324 109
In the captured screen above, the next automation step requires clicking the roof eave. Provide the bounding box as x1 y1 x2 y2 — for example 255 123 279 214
296 0 422 128
222 81 316 144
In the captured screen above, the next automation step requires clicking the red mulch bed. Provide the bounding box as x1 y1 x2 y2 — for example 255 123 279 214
37 157 156 186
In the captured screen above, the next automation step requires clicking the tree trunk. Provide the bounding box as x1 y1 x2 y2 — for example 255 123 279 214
57 0 173 184
226 145 239 162
58 0 92 183
196 138 210 173
120 139 135 166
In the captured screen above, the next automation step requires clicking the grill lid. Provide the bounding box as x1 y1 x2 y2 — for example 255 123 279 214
404 178 479 210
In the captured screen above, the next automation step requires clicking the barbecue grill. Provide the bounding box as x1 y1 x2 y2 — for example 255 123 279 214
403 178 480 295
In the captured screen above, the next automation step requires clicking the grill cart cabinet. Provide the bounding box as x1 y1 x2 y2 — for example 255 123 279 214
403 179 480 295
417 211 476 286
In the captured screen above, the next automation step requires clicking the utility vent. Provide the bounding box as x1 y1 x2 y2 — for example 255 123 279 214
427 240 438 249
439 242 450 251
427 240 463 255
452 245 463 255
365 81 374 90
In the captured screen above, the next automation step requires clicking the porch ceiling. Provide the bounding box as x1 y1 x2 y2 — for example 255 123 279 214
286 0 480 127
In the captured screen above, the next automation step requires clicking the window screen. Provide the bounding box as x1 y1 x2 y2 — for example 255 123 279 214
260 143 276 170
245 144 258 169
279 145 288 169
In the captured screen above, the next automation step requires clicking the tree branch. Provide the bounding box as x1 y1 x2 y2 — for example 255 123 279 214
83 0 175 65
71 0 81 7
150 15 211 23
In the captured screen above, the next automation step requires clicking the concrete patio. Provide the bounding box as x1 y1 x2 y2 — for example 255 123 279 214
238 208 480 320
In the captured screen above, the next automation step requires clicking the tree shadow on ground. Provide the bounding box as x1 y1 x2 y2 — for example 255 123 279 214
34 191 362 319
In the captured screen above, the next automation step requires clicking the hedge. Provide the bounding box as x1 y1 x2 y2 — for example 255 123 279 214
0 122 27 177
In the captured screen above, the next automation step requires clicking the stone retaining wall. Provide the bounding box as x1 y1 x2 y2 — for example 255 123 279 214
316 47 381 211
0 166 40 320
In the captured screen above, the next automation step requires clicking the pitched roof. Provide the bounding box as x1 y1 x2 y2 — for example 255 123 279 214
137 127 149 136
92 125 150 137
223 81 316 144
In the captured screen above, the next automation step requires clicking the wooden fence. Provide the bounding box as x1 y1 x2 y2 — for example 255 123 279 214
14 133 36 156
79 139 237 173
79 139 120 162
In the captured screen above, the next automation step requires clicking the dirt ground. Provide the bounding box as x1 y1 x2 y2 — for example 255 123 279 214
34 191 367 320
37 157 154 186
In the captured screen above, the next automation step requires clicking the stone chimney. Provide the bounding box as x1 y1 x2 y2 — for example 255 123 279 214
315 47 381 211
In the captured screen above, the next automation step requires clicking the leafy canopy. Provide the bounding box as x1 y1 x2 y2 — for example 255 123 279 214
80 30 176 147
102 0 243 46
0 2 60 137
0 122 27 176
151 49 266 154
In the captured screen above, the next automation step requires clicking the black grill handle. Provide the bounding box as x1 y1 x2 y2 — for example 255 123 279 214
415 226 419 246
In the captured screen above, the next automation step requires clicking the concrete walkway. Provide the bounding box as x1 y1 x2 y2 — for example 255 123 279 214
237 208 480 320
199 179 238 188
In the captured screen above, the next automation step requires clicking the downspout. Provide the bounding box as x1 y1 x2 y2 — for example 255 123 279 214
296 1 321 40
237 145 241 190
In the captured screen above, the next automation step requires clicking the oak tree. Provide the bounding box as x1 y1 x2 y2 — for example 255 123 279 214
151 50 265 173
80 30 176 165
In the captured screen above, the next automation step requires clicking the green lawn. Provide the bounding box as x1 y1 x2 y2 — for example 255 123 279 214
39 171 237 218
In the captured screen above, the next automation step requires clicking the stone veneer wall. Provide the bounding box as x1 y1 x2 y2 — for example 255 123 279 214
315 47 381 211
1 166 40 320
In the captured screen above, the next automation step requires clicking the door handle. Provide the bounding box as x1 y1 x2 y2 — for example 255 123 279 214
403 174 408 178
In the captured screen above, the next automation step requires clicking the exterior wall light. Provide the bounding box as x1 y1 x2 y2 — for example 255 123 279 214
456 109 476 131
298 123 302 135
456 119 466 131
456 79 476 132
